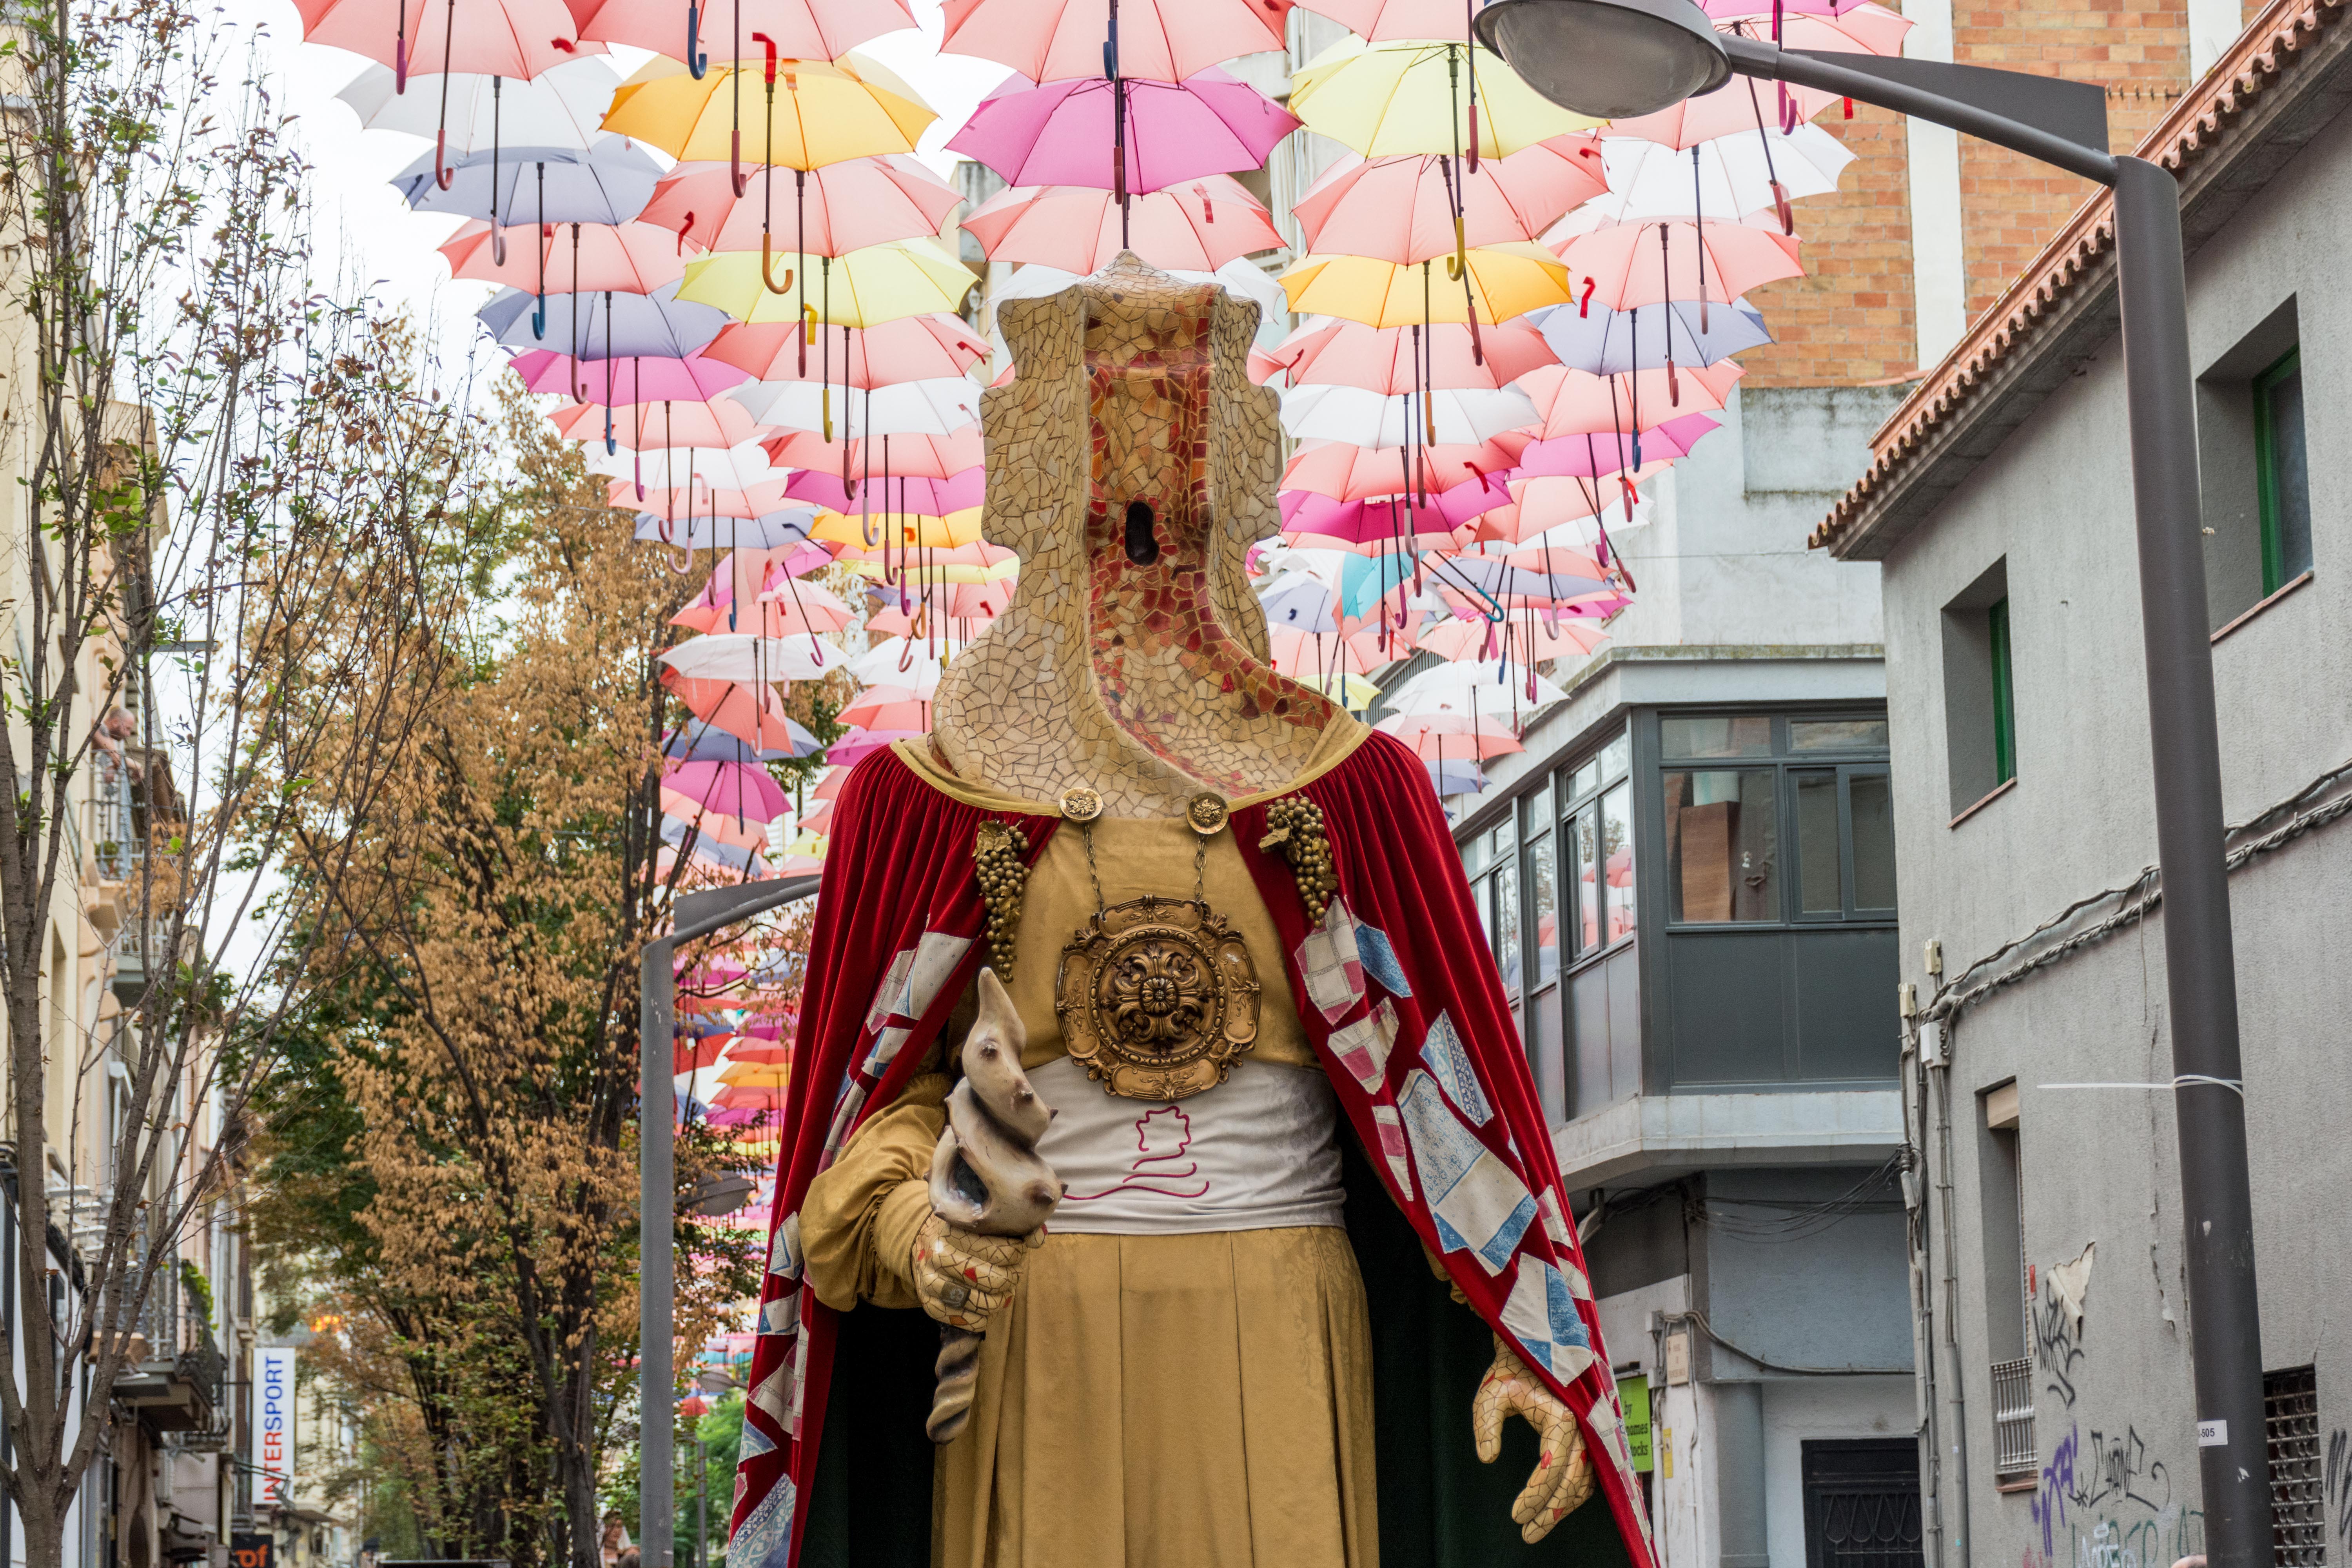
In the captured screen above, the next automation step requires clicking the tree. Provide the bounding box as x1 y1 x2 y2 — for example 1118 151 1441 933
0 5 485 1564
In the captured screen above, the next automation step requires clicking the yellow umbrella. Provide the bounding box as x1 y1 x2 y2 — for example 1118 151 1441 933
809 505 985 548
1298 670 1382 709
836 538 1018 585
1279 244 1573 326
680 238 975 326
604 53 935 167
718 1061 793 1087
1288 38 1601 159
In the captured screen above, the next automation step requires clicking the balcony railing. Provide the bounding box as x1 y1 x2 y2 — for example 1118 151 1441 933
1990 1357 2037 1486
111 1258 224 1430
90 764 144 884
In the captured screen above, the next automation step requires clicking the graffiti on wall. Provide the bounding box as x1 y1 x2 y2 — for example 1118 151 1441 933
2326 1429 2352 1555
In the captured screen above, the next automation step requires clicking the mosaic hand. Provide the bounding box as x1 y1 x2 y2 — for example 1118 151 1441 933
912 1212 1044 1333
1472 1334 1595 1544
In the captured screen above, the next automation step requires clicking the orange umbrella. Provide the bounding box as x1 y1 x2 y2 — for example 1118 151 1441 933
661 668 808 753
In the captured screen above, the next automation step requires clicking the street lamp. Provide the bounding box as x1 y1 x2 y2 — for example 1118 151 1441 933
1475 5 2272 1566
640 875 823 1568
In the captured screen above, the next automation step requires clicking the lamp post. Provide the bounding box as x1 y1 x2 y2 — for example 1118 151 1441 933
640 875 823 1568
1472 5 2270 1564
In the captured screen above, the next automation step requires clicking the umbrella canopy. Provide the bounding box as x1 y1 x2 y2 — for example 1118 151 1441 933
642 157 962 258
702 312 987 384
760 426 980 480
297 0 593 79
1526 296 1771 374
550 397 765 450
1387 657 1574 714
1417 613 1610 662
1605 78 1842 149
992 255 1290 327
940 0 1291 83
1374 713 1524 760
662 669 813 754
599 440 793 492
838 686 932 731
1279 245 1573 327
731 376 982 436
679 238 975 326
666 717 811 765
1263 318 1555 393
507 347 752 402
1293 0 1471 41
1716 4 1911 54
665 760 791 824
1279 492 1478 550
658 633 842 683
1289 138 1607 263
1586 124 1855 226
633 510 823 551
947 70 1299 195
337 57 622 150
480 281 731 357
1279 382 1539 448
569 0 917 63
1514 360 1744 440
443 220 696 293
394 136 662 225
1557 220 1805 311
962 179 1283 273
1281 436 1524 501
810 507 985 549
1288 38 1601 159
784 465 984 515
603 53 935 167
1514 417 1717 481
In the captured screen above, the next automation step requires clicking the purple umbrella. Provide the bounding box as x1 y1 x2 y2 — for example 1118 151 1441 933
665 760 790 824
947 68 1299 198
1514 413 1722 480
508 347 751 403
783 465 985 515
1526 297 1773 376
479 282 728 359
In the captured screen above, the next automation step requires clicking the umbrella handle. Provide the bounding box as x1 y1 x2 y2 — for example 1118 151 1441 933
732 127 747 198
492 224 507 267
1578 278 1595 318
531 295 546 339
762 234 793 296
822 384 832 443
687 2 709 78
395 36 408 93
755 31 779 86
434 126 453 191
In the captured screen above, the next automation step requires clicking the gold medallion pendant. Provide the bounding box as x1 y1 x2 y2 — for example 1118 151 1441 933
1054 896 1261 1100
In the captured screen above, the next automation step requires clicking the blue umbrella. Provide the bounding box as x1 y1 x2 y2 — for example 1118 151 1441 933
393 137 662 232
1526 296 1773 376
631 510 821 552
478 282 728 362
664 718 815 764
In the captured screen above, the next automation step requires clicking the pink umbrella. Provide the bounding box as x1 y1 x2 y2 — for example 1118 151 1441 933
639 156 961 257
947 69 1299 196
1281 494 1470 552
1416 613 1609 662
962 178 1283 272
702 313 987 385
665 760 790 823
508 347 750 402
674 592 852 637
1290 138 1608 264
1292 0 1468 40
1556 221 1804 311
1515 419 1717 480
942 0 1290 83
441 220 697 293
628 477 801 519
1282 435 1528 503
298 0 596 90
1605 79 1842 149
569 0 916 69
1263 319 1555 394
785 466 984 514
549 397 764 450
1514 360 1744 439
1375 713 1524 760
1715 5 1910 54
838 687 932 731
761 426 981 481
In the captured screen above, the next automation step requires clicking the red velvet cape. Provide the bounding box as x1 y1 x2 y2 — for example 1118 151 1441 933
727 732 1656 1568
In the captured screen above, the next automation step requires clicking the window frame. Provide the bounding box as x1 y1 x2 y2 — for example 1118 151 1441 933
1557 731 1634 977
2253 345 2308 596
1655 710 1897 933
1987 597 2017 787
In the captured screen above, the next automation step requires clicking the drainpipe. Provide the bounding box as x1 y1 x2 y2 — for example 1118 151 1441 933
1927 1013 1971 1568
1899 1016 1942 1568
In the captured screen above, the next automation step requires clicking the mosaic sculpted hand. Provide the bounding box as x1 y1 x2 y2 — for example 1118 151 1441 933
912 1212 1044 1334
1472 1335 1595 1544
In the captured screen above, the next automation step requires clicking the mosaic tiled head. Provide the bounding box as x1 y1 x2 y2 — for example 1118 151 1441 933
931 253 1341 814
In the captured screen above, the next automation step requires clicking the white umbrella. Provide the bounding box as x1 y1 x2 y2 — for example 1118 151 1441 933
657 634 842 683
336 58 626 153
1256 570 1339 635
1386 659 1572 714
844 638 962 684
590 440 789 492
632 510 821 551
1280 383 1541 448
1582 124 1855 225
729 377 984 438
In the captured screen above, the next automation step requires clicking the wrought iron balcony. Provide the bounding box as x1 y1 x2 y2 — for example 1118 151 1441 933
111 1260 224 1430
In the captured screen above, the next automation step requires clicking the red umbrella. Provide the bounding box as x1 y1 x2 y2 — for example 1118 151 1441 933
1605 79 1842 149
1514 360 1744 439
1292 0 1469 40
1374 713 1524 760
569 0 916 69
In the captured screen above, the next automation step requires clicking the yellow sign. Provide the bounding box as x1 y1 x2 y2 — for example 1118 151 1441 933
1616 1373 1653 1473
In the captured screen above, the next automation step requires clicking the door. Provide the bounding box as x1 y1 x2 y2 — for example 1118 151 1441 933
1800 1439 1926 1568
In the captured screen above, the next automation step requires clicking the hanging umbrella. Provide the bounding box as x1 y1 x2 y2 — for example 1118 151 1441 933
679 238 975 326
336 57 622 150
1374 713 1524 760
703 314 987 384
1266 318 1555 393
1717 4 1911 54
1417 614 1609 661
641 156 962 256
1586 124 1855 227
603 53 934 167
570 0 917 66
1526 296 1771 374
1514 361 1744 439
633 510 824 551
838 686 932 731
1289 138 1607 263
1279 493 1477 550
731 376 982 436
393 136 663 227
760 426 981 479
1280 245 1572 327
1281 436 1525 501
479 281 731 358
1293 0 1473 40
1288 38 1600 160
1439 555 1614 603
597 441 793 492
506 347 751 402
992 256 1290 326
1557 220 1804 312
667 716 815 766
296 0 594 88
810 508 985 549
961 179 1284 273
947 70 1299 194
658 633 841 682
784 466 984 515
662 669 814 754
1514 422 1712 479
1604 78 1842 149
665 760 792 824
1279 383 1538 448
442 220 697 293
940 0 1291 83
1387 657 1574 713
550 398 766 450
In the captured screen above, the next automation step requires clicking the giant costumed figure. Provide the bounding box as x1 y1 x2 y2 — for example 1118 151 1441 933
728 254 1657 1568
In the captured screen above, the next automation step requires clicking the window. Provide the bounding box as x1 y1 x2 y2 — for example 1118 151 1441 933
2254 348 2313 595
1659 712 1894 926
2267 1365 2323 1567
1560 732 1633 958
1980 1081 2034 1486
1940 560 2016 817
